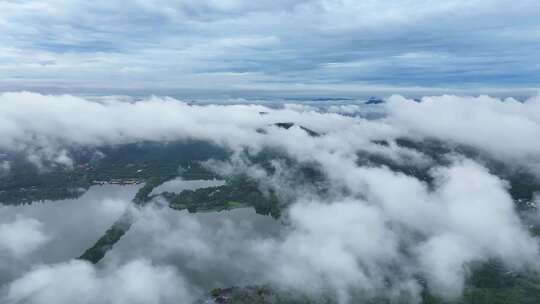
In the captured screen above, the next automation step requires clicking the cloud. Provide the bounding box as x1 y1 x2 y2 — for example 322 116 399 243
386 94 540 175
0 214 51 269
101 161 538 303
2 91 539 176
1 1 540 94
0 161 10 176
0 215 50 257
252 159 538 301
0 91 396 166
255 200 416 303
1 259 197 304
0 185 138 287
1 92 540 302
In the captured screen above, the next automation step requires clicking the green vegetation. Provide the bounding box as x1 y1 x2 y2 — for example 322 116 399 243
442 262 540 304
205 277 540 304
0 140 228 205
78 175 280 265
0 155 91 205
78 175 174 264
4 138 540 303
207 286 332 304
79 212 133 264
204 266 540 304
133 175 174 205
162 176 281 218
89 140 226 180
370 138 540 204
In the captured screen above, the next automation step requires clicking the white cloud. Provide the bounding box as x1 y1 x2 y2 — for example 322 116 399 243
1 1 539 93
1 92 540 302
0 215 50 257
386 94 540 175
254 160 538 301
0 91 397 165
2 259 197 304
0 161 10 176
101 161 539 302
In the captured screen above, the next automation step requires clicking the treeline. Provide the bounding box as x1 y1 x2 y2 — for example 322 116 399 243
78 174 174 264
0 139 228 205
163 176 281 218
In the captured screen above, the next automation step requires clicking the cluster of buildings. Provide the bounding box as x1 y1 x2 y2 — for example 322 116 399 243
91 179 142 186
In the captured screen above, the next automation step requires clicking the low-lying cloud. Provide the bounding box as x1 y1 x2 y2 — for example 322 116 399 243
386 94 540 175
100 160 539 303
1 91 540 303
0 215 49 257
2 91 539 176
2 259 196 304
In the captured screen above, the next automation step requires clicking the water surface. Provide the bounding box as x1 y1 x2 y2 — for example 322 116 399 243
151 178 225 195
0 185 140 284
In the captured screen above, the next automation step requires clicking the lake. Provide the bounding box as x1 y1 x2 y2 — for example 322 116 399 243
0 180 283 290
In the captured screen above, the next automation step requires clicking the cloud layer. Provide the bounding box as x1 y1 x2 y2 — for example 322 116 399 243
386 94 540 164
1 1 540 95
1 91 539 175
0 215 49 257
3 259 196 304
1 91 540 303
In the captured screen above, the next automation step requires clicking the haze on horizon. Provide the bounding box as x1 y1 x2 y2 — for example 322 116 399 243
1 0 539 98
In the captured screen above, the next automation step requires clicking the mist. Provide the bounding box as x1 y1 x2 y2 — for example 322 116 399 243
1 91 539 303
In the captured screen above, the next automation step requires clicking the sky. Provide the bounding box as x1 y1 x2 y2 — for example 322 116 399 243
1 0 539 98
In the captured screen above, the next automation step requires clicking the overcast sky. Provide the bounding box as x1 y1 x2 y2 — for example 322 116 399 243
1 0 539 97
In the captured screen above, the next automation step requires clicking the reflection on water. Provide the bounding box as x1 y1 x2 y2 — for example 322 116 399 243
0 185 140 284
151 178 225 195
1 180 283 291
107 206 284 290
